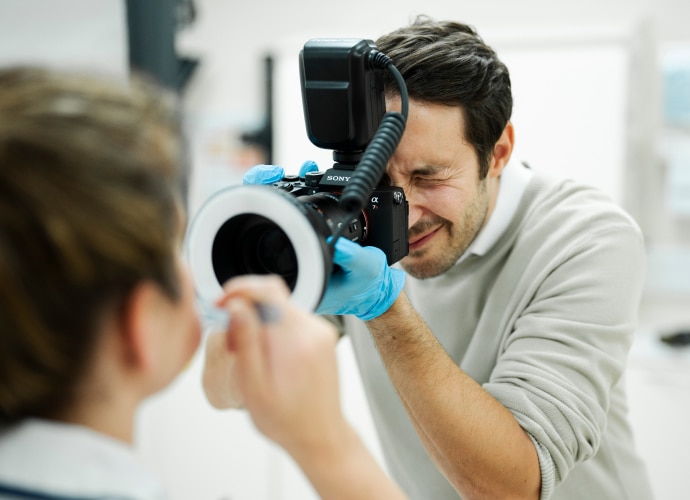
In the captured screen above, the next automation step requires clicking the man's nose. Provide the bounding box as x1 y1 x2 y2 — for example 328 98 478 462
404 192 423 228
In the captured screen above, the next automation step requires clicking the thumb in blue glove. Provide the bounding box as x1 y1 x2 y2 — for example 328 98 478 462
317 238 405 321
243 161 320 185
243 164 285 185
298 160 319 177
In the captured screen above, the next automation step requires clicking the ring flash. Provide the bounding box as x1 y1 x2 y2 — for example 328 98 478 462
186 185 332 311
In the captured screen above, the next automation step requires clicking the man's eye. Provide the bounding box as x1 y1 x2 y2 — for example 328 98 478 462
415 177 440 186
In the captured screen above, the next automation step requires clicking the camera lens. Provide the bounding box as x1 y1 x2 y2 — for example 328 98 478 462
188 185 339 312
212 214 299 290
246 225 298 277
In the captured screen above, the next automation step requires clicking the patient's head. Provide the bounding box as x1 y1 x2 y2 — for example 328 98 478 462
0 67 201 426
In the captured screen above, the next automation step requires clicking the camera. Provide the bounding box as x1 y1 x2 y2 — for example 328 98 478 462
186 38 409 311
272 167 408 267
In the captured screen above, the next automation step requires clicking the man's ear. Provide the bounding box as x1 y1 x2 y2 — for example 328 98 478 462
120 282 163 374
488 121 515 179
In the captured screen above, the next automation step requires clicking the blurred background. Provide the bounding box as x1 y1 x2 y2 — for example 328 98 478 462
1 0 689 498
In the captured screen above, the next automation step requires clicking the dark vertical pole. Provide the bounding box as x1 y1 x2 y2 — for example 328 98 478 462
264 54 274 164
125 0 178 90
241 54 274 164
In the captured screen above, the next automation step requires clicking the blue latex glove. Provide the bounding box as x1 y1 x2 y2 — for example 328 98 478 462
317 238 405 321
243 164 284 185
298 160 319 177
243 161 319 185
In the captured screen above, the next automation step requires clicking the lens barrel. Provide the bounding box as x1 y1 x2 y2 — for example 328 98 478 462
211 192 365 293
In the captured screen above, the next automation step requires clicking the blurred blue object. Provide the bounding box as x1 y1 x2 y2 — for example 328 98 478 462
662 46 690 127
242 164 284 185
243 161 319 185
299 160 319 177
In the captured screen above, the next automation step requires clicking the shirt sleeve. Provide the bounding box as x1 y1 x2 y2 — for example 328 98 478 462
483 213 646 499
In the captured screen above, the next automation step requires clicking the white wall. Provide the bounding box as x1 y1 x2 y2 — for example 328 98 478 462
3 0 690 498
178 0 690 119
0 0 127 77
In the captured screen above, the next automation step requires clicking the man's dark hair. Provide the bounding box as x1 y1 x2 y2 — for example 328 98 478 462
376 15 513 178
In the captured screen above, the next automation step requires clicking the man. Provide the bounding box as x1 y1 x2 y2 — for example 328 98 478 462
205 15 654 500
321 18 651 499
309 16 653 500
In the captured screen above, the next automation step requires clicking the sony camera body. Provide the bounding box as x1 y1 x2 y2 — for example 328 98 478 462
272 166 408 265
270 37 409 266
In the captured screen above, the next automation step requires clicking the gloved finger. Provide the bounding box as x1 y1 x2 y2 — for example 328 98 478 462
243 164 285 185
298 160 319 177
333 237 387 271
331 237 362 268
332 238 389 284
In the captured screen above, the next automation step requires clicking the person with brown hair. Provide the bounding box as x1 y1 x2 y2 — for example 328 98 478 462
324 16 653 499
0 66 405 500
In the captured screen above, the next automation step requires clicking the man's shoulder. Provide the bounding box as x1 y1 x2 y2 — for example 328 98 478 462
523 173 642 236
502 172 645 270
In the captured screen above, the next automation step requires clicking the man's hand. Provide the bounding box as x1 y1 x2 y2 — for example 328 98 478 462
242 161 319 185
317 238 405 321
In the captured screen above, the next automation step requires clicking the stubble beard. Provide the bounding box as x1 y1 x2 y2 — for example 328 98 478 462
400 180 489 280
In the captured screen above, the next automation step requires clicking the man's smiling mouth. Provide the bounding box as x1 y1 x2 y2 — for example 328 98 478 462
408 227 440 251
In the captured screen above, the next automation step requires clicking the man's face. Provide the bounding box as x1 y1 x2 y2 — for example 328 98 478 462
386 98 492 279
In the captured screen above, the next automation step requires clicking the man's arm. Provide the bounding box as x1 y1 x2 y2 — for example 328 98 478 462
312 237 540 498
367 293 541 500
